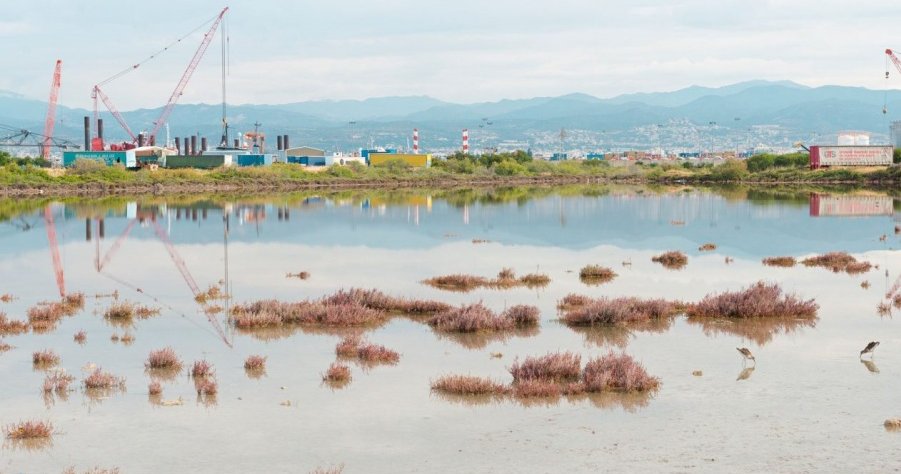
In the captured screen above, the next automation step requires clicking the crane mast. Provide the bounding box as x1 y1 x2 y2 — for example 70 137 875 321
42 60 62 160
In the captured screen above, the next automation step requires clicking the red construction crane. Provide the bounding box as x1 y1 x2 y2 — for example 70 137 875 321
884 49 901 114
42 60 62 160
149 7 228 142
92 7 229 146
886 49 901 78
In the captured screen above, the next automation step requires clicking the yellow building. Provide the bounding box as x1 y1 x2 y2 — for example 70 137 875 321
369 153 431 168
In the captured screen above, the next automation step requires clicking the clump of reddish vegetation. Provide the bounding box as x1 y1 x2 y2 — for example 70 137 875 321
0 313 28 336
244 355 267 371
32 349 60 369
194 378 218 396
42 371 75 394
286 271 310 280
762 256 797 267
103 301 160 323
698 243 717 251
194 285 229 304
0 294 14 302
62 466 121 474
0 341 11 352
83 368 125 390
559 296 681 327
335 336 400 365
430 375 509 396
423 268 551 292
73 330 87 344
801 252 872 274
894 294 901 309
428 302 540 333
145 347 183 371
651 251 688 270
148 381 162 396
509 351 659 398
322 362 352 383
885 418 901 431
579 265 617 285
120 333 135 345
230 289 450 330
895 225 900 235
878 302 892 317
501 305 540 326
582 352 660 392
422 274 489 291
190 360 214 378
557 294 592 310
687 281 818 319
27 293 86 328
510 352 582 383
472 239 491 244
3 420 53 440
310 465 344 474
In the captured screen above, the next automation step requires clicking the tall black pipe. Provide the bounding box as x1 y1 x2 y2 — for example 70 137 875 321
283 135 289 149
137 133 145 147
201 137 207 153
234 138 239 148
83 116 91 151
98 219 105 239
277 135 283 151
85 218 91 241
150 136 156 147
175 137 181 155
191 136 197 156
97 119 104 149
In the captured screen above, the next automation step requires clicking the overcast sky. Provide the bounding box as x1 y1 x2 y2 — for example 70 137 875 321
3 0 901 109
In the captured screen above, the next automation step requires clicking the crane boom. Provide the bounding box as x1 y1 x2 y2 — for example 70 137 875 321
42 60 62 160
93 85 137 143
887 49 901 77
149 7 229 142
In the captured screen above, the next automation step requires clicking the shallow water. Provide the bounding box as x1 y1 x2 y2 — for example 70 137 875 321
0 185 900 473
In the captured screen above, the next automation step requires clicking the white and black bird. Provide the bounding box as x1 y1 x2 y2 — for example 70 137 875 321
860 341 880 358
737 347 755 364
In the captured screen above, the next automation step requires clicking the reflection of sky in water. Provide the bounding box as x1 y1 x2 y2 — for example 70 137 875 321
0 188 900 473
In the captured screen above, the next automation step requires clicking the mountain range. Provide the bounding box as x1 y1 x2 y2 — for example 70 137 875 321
3 80 901 152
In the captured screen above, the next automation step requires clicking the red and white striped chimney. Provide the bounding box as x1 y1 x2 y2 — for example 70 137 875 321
462 129 469 154
413 128 419 154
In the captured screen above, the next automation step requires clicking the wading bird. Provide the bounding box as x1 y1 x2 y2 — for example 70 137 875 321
860 341 880 358
737 347 755 364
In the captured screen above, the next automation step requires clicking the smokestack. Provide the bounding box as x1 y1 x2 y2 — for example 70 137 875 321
201 137 207 153
234 138 239 148
175 137 181 155
191 136 197 156
137 133 145 147
98 218 105 239
85 218 91 241
283 135 289 149
277 135 283 151
462 129 469 154
83 116 90 151
413 128 420 154
150 136 156 147
260 136 265 153
97 119 104 150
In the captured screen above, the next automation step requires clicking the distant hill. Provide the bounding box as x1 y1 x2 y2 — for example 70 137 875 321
3 80 901 150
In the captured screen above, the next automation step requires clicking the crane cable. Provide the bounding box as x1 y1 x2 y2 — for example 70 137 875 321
96 12 221 87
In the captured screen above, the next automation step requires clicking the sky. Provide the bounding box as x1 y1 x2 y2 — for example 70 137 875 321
3 0 901 109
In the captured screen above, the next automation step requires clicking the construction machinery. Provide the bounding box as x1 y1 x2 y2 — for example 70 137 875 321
91 7 229 150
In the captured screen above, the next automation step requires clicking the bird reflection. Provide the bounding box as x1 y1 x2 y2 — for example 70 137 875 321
736 367 755 381
860 359 880 374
